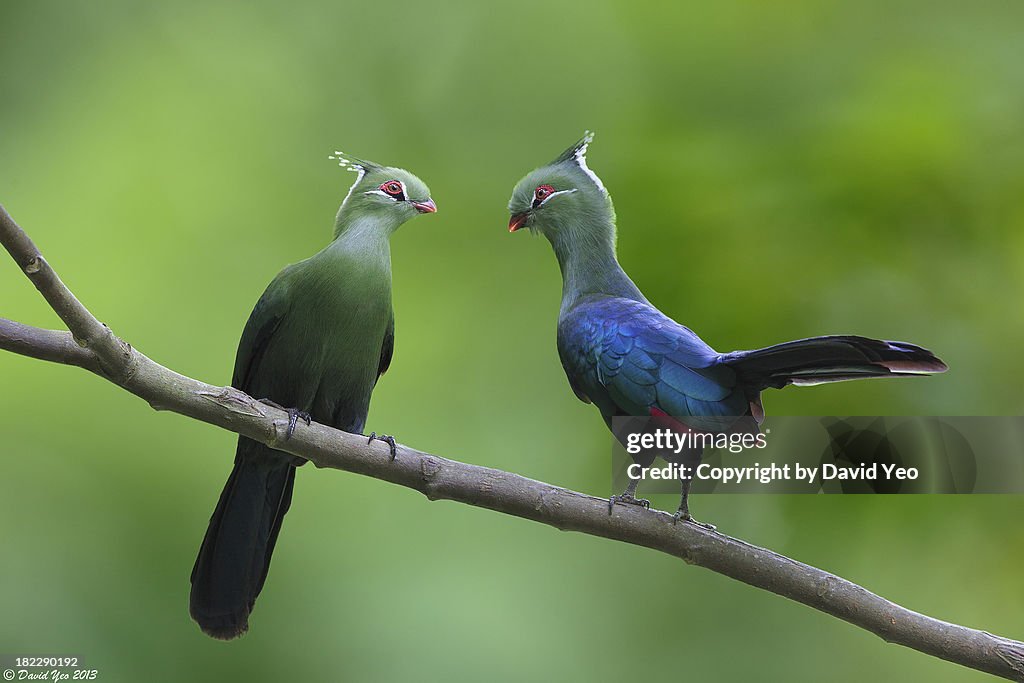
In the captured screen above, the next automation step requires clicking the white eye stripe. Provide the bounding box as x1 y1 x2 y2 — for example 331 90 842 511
537 188 577 207
365 179 408 202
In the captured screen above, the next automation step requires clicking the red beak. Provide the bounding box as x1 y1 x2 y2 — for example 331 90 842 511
508 213 529 232
412 199 437 214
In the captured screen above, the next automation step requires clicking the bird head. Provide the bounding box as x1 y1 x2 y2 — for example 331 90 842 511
507 131 612 236
329 151 436 237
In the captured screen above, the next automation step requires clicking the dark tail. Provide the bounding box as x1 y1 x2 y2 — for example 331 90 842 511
723 335 947 391
190 437 296 640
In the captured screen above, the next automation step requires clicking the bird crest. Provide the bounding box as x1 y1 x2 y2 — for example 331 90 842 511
328 150 385 176
328 150 385 211
552 130 607 196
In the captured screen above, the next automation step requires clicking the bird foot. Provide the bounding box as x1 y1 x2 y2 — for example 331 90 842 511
672 509 716 531
367 432 398 460
258 399 311 439
608 493 651 515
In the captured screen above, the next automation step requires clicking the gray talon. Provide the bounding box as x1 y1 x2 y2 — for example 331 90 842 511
608 493 651 515
367 432 398 460
258 399 310 440
673 509 716 530
285 409 311 439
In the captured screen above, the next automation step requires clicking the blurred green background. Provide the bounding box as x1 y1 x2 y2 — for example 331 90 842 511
2 1 1022 681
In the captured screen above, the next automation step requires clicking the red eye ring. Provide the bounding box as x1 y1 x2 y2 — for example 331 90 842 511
534 185 555 202
381 181 404 196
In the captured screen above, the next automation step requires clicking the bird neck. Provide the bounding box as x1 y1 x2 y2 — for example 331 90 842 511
333 204 405 241
324 214 393 273
546 215 646 316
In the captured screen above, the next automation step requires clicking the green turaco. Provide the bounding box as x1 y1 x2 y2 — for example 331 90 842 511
508 132 945 525
190 152 436 639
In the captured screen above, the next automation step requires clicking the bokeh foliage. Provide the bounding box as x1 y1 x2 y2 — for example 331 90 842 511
1 2 1022 681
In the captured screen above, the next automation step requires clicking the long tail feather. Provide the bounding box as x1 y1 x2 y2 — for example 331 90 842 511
189 437 296 640
722 335 947 391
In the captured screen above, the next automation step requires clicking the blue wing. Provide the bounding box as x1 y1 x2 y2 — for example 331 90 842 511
557 296 751 422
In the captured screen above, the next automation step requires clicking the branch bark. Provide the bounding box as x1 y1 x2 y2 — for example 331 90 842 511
2 203 1022 681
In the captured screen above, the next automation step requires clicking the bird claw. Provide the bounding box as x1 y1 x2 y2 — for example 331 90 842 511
257 399 311 439
672 509 716 531
285 409 312 439
608 493 651 515
367 432 398 460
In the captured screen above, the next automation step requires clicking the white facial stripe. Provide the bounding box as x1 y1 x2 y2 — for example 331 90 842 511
364 180 408 202
538 188 577 207
574 131 607 196
329 151 367 211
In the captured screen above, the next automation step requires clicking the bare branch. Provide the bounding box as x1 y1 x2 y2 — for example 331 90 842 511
0 318 100 372
0 205 133 382
1 203 1022 681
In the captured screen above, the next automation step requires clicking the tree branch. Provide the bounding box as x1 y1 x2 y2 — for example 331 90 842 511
0 318 100 372
2 203 1022 681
